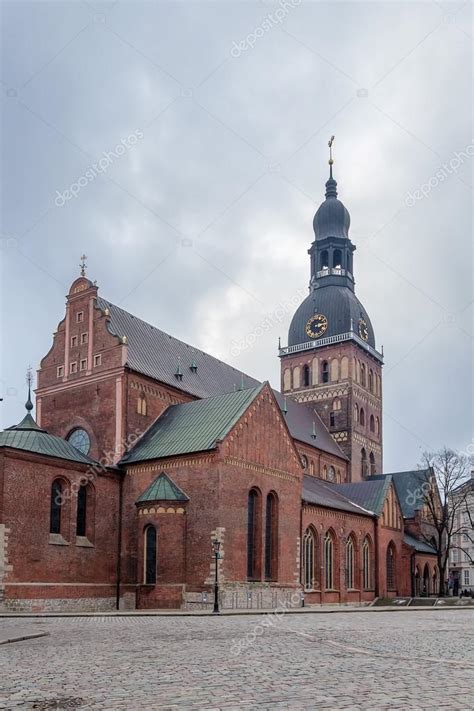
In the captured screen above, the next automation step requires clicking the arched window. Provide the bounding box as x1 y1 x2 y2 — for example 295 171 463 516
302 364 310 387
368 369 374 392
137 393 147 416
386 543 396 590
324 531 335 589
332 397 342 411
329 411 335 427
303 527 316 591
320 250 329 270
361 363 366 387
361 448 368 479
144 525 157 585
414 565 421 596
283 368 292 391
353 403 359 423
247 489 261 580
370 414 375 432
321 361 329 384
333 248 342 269
362 536 371 589
345 537 355 589
301 454 308 469
369 452 376 476
50 480 63 534
376 417 380 436
359 408 365 427
423 564 430 596
309 460 314 475
264 492 278 581
293 366 301 389
76 484 87 537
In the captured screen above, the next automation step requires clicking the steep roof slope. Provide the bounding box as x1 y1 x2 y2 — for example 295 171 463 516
122 385 265 463
302 475 373 517
323 477 392 515
372 469 432 518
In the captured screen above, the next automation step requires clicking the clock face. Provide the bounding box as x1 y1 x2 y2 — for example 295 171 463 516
359 318 369 342
67 428 91 455
305 313 328 339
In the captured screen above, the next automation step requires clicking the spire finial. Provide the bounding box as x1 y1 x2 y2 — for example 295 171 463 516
328 135 335 179
79 254 87 277
25 365 33 412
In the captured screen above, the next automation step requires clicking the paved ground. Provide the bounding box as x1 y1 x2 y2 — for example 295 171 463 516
0 610 473 710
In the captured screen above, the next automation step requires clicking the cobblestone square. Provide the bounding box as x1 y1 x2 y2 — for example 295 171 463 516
1 610 473 710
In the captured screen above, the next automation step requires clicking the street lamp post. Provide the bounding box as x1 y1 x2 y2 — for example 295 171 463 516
212 539 221 614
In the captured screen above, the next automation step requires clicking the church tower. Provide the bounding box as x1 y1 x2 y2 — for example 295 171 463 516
280 139 383 482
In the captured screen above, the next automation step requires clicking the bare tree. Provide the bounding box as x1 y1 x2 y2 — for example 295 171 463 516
419 448 472 597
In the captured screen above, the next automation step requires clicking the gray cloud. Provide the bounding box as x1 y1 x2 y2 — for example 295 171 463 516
1 0 472 471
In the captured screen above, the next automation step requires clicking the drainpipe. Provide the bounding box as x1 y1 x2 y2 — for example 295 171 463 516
115 470 124 610
410 550 416 597
374 515 380 598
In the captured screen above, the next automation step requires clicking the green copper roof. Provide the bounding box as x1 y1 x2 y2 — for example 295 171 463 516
136 473 189 504
122 384 265 464
0 408 96 465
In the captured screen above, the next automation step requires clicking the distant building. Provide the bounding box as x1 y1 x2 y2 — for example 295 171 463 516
449 471 474 593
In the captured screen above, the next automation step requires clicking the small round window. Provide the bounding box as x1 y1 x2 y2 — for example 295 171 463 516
67 428 91 455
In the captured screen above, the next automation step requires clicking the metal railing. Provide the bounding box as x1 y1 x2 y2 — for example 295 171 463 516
279 331 383 362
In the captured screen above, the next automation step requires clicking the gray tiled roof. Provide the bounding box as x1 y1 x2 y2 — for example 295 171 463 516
404 533 437 555
122 385 265 463
0 413 96 465
274 393 347 459
98 297 260 399
98 297 346 461
372 469 432 519
302 475 374 517
324 477 391 515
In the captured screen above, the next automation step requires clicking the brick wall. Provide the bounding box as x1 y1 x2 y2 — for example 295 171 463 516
0 449 121 611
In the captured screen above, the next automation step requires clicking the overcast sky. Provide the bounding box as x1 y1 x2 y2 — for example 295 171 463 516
1 0 472 471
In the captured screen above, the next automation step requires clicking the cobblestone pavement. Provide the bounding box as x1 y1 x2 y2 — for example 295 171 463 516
0 610 473 710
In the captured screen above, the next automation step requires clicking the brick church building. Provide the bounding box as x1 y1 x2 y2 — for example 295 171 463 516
0 158 439 611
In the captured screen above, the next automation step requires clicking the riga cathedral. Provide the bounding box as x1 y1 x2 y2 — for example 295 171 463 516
0 152 440 612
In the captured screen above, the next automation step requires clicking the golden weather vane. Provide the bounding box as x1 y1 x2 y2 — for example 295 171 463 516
79 254 87 277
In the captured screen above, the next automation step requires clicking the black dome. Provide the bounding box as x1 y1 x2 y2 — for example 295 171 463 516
288 285 375 348
313 178 350 240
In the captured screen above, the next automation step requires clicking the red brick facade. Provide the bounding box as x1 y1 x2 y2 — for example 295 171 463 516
0 278 436 611
280 340 382 482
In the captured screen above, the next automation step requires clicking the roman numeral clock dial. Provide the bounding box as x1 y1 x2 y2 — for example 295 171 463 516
305 313 328 339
